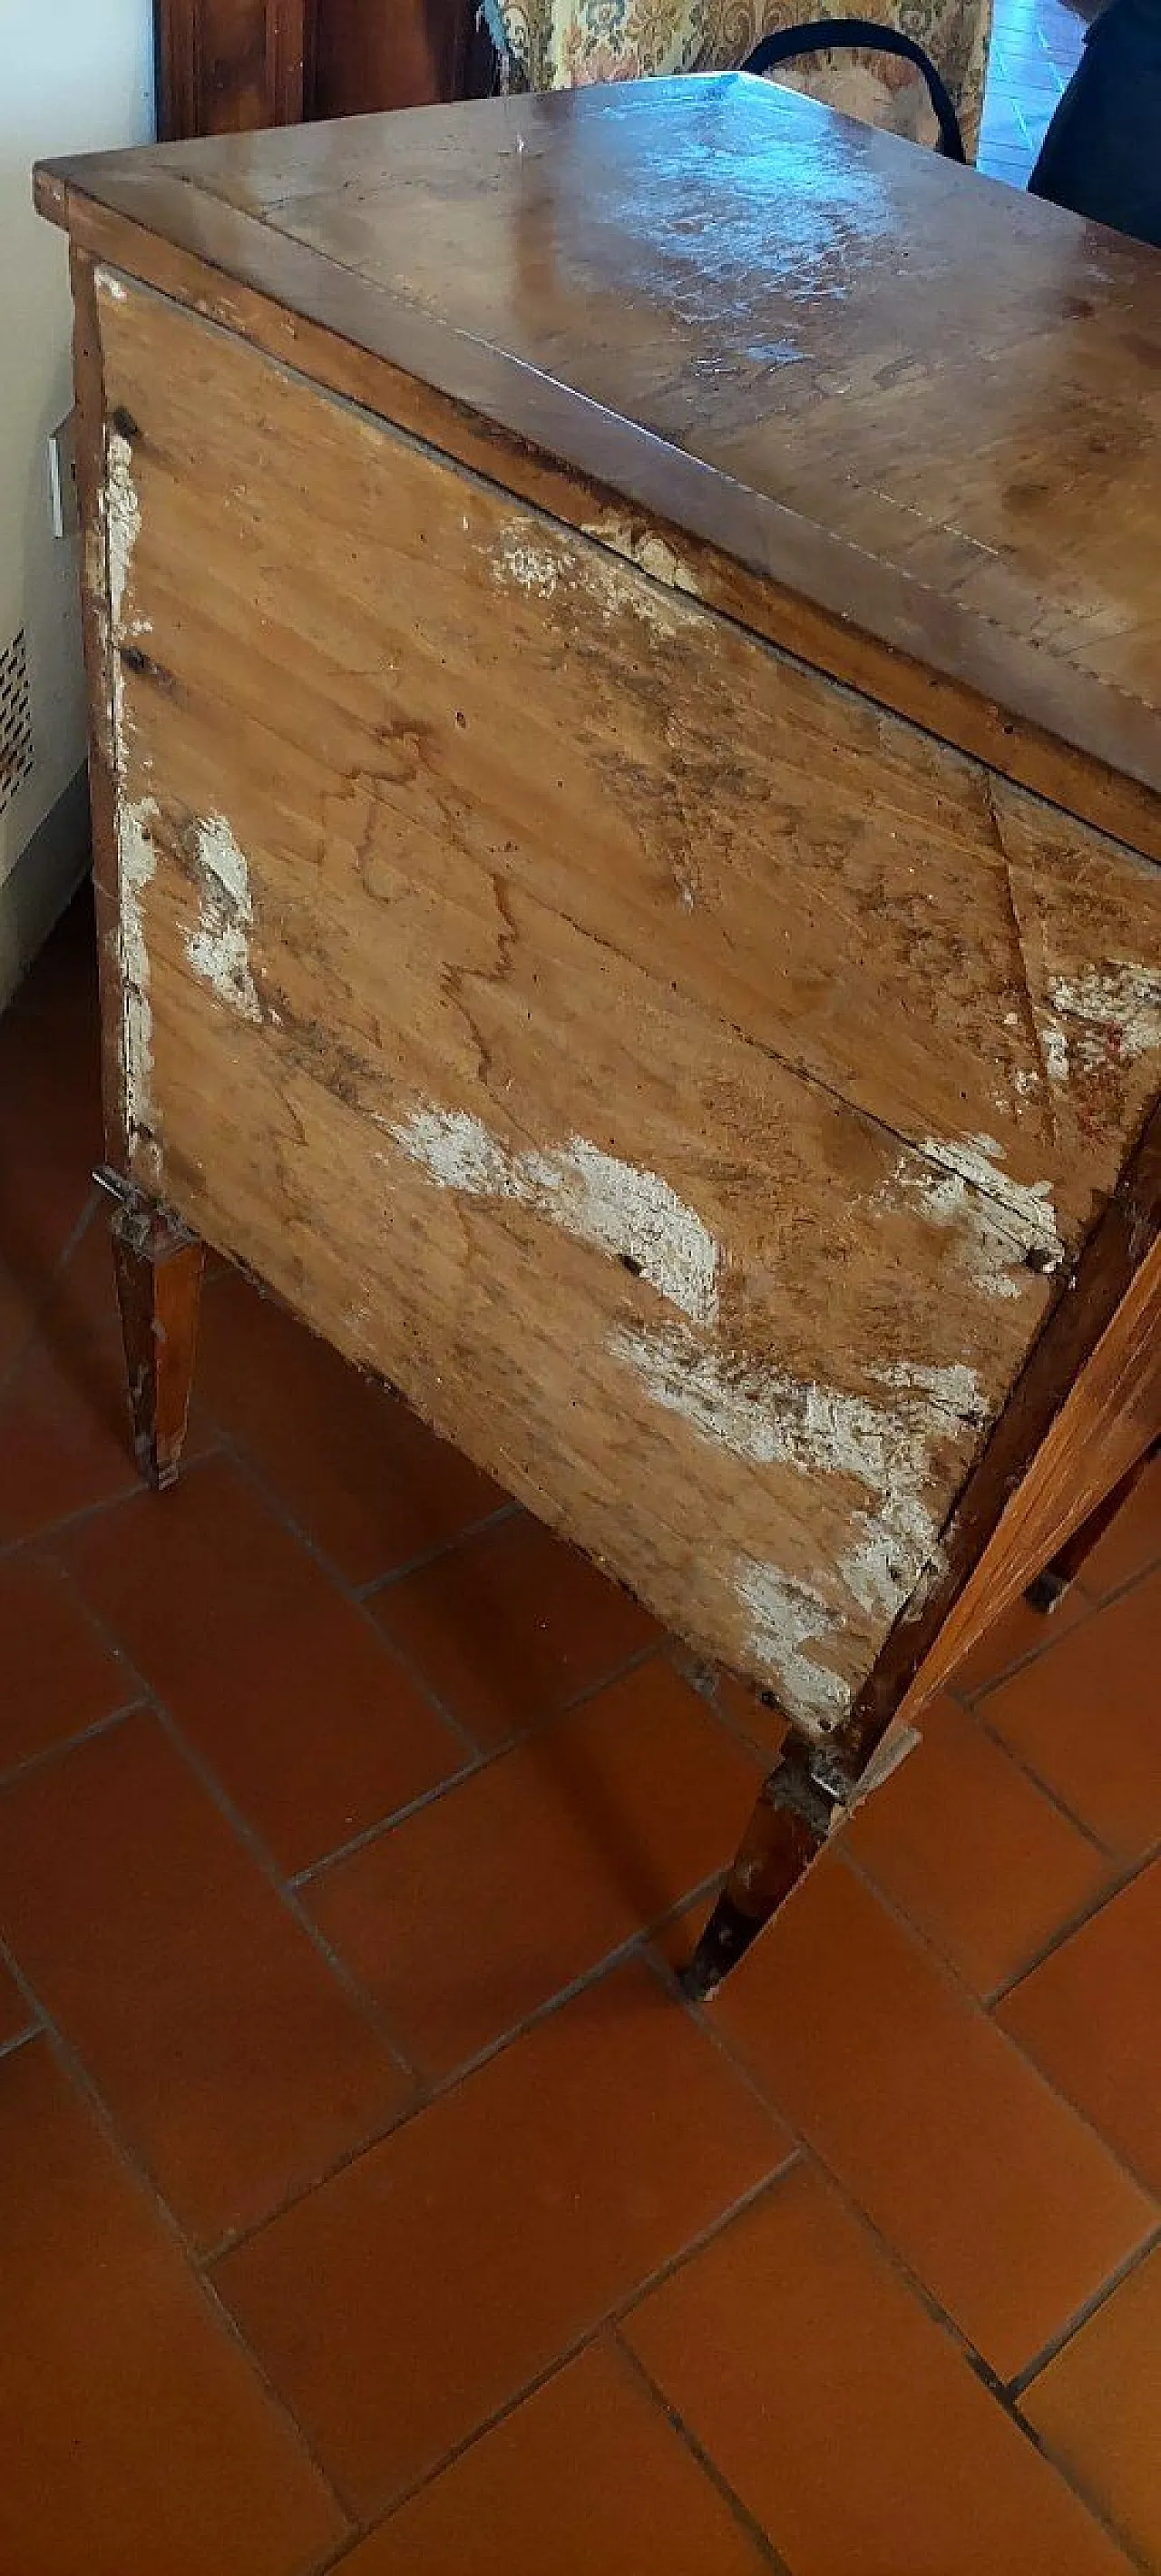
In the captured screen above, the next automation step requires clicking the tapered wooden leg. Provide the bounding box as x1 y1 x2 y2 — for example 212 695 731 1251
681 1747 834 2002
1025 1443 1159 1613
106 1180 205 1491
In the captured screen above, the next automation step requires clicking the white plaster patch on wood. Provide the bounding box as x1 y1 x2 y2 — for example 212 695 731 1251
491 518 690 640
736 1560 850 1726
895 1543 949 1623
104 426 142 795
195 810 252 914
612 1323 988 1644
491 531 563 597
522 1138 718 1323
872 1357 988 1417
184 814 262 1023
95 267 129 303
99 414 157 1169
389 1104 512 1196
1044 964 1161 1084
105 430 141 638
118 795 158 1162
1043 1024 1070 1087
390 1105 719 1323
579 547 691 640
580 515 702 597
883 1130 1064 1295
84 490 118 771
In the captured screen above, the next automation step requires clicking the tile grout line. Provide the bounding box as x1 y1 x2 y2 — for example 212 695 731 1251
0 1939 360 2536
640 1942 1160 2570
354 1499 524 1598
7 1489 761 2275
950 1543 1161 1716
12 1513 433 2091
14 1458 1154 2101
643 1931 1131 2391
294 2149 805 2571
1007 2393 1159 2576
946 1592 1101 1703
205 1426 506 1766
200 1868 733 2270
288 1741 500 1890
18 1503 437 2091
1007 2215 1161 2401
984 1833 1161 2011
0 1696 151 1797
208 1410 521 1640
967 1696 1117 1855
290 1635 668 1890
839 1845 1161 2210
0 2022 43 2066
7 1503 752 2287
52 1427 673 1900
146 1690 429 2095
0 1434 229 1566
612 2326 794 2573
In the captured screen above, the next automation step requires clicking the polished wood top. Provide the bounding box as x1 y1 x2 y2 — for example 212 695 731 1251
38 76 1161 798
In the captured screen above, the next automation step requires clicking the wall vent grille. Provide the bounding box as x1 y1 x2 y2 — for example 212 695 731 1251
0 630 34 819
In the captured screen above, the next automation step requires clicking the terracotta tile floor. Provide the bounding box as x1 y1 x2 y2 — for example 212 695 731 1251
3 879 1159 2573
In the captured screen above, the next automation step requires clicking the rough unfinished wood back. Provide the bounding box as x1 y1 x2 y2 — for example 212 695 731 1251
86 264 1161 1734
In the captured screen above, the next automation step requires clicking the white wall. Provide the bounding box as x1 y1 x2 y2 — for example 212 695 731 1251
0 0 154 896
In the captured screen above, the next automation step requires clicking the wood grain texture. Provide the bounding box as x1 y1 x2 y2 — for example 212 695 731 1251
154 0 308 140
89 268 1161 1737
310 0 491 117
111 1209 206 1487
36 79 1161 816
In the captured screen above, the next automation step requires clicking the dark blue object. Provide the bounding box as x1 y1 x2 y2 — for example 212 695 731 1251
1029 0 1161 250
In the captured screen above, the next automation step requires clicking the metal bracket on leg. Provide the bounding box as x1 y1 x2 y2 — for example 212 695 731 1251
1025 1566 1071 1615
680 1746 844 2003
94 1164 200 1264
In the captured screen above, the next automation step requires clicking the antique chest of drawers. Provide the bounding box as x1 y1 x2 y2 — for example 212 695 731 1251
37 76 1161 1988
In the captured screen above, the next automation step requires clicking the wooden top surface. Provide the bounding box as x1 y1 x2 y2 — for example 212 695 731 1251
38 76 1161 799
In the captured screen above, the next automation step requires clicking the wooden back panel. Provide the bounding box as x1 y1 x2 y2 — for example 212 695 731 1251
154 0 310 137
311 0 487 117
86 267 1161 1737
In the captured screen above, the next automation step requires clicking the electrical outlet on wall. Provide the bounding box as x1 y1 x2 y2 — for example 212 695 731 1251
46 411 80 539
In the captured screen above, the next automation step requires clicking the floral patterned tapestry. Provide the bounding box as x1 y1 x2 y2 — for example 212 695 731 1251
480 0 992 160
